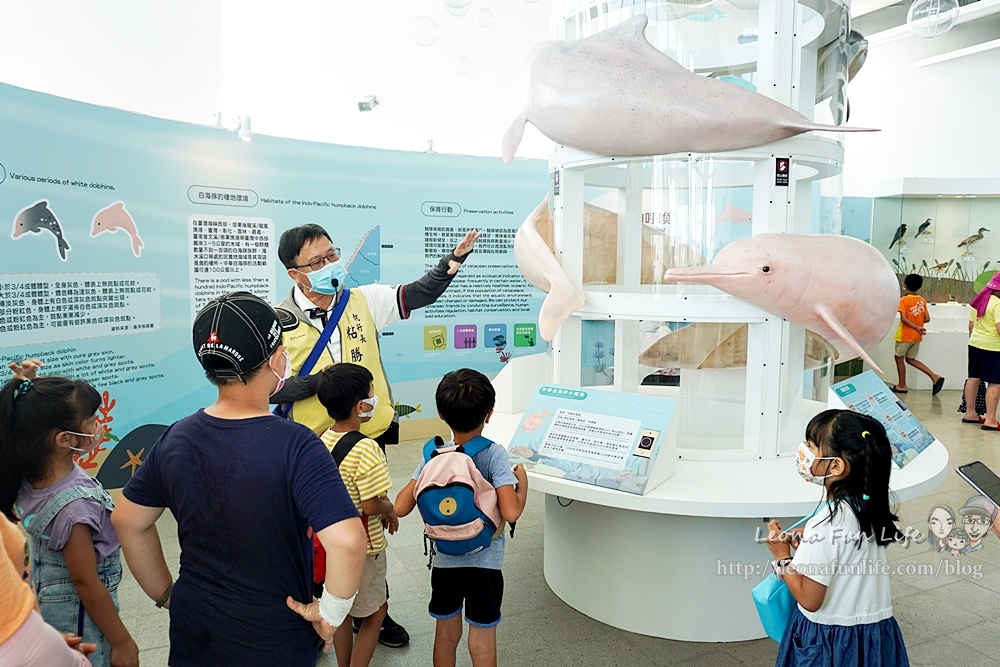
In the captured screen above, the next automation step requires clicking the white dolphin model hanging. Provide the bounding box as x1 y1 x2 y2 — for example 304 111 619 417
502 15 877 163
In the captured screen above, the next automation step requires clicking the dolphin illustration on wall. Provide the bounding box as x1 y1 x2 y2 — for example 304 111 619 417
502 15 877 163
12 200 70 260
664 234 898 373
91 201 144 257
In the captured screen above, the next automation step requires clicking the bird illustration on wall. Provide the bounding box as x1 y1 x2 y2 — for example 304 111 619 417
914 219 932 238
958 228 990 250
888 224 907 249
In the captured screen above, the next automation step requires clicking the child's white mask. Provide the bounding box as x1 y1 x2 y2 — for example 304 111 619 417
358 394 379 419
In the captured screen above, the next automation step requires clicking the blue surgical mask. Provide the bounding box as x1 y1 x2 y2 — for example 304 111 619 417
304 260 347 295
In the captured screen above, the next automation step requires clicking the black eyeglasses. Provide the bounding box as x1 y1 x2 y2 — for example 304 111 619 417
963 516 992 526
294 248 341 272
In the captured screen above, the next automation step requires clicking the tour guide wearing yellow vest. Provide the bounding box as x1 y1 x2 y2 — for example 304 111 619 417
272 223 480 442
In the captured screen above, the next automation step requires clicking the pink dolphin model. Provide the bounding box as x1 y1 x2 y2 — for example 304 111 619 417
502 15 876 163
514 200 587 342
91 201 144 257
665 233 898 373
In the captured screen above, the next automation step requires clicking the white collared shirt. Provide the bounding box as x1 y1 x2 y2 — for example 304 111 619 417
292 284 401 362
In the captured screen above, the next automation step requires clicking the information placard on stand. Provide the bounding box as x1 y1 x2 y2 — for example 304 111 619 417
507 383 676 495
830 370 936 468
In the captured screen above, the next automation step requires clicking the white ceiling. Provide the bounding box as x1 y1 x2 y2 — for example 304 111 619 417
221 0 557 159
1 0 998 173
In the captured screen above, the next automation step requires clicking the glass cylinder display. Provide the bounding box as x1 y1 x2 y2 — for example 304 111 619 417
544 0 851 461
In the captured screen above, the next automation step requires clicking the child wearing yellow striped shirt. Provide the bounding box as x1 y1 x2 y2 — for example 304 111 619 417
317 364 398 667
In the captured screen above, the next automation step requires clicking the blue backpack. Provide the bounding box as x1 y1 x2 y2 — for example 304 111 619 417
414 435 506 562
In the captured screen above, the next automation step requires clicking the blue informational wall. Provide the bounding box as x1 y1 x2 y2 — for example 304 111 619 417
0 83 547 485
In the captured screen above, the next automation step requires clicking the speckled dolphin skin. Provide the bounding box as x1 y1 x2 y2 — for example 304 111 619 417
665 234 898 373
502 15 877 163
12 200 70 260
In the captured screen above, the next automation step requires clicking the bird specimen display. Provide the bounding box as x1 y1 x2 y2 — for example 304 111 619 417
889 223 907 249
914 218 932 238
958 228 990 250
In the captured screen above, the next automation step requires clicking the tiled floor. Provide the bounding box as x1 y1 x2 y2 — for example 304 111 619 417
121 389 1000 666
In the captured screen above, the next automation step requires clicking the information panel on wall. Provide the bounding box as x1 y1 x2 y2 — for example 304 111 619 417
0 83 547 486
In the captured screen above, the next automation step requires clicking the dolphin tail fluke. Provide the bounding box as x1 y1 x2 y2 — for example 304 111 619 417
502 114 526 164
57 236 70 260
815 304 883 374
131 235 144 257
538 278 586 342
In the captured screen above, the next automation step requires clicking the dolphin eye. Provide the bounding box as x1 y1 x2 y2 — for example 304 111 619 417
761 266 770 273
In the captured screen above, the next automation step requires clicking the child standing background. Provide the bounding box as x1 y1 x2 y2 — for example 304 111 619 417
891 273 944 395
394 368 528 667
764 409 909 666
0 373 139 667
316 363 398 667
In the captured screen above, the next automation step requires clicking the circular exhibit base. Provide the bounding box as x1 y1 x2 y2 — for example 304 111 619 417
542 494 787 642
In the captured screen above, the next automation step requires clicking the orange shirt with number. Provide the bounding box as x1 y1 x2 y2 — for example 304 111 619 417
896 294 929 343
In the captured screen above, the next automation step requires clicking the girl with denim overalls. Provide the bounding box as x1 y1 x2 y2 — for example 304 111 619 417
0 372 138 667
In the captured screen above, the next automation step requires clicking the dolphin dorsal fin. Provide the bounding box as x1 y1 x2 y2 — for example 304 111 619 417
583 15 684 68
584 15 649 52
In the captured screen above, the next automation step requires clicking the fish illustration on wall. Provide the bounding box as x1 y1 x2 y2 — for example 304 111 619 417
502 15 876 163
393 402 422 419
12 200 70 260
91 201 144 257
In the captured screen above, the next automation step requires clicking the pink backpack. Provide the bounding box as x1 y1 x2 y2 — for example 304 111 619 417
414 436 504 560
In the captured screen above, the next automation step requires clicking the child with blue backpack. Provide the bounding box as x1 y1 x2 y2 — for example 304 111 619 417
394 368 528 667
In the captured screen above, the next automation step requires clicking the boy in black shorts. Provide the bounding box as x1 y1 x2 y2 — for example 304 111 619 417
393 369 528 666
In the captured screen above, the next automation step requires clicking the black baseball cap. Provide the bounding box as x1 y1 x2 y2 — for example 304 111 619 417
193 292 297 380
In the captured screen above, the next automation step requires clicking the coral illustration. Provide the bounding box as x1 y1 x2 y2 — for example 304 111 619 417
76 390 119 470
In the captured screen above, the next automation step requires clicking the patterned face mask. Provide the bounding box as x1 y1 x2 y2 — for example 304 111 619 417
796 441 836 486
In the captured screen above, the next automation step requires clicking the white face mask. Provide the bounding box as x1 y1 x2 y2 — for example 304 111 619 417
65 425 105 454
796 441 837 486
358 393 379 419
269 349 292 397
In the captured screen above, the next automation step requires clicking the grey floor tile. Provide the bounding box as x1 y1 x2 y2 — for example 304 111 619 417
894 589 986 640
946 619 1000 658
906 635 997 667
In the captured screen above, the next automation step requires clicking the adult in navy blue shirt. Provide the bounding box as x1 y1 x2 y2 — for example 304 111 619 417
112 293 366 667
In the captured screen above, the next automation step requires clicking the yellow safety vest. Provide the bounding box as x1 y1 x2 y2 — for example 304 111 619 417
280 290 394 436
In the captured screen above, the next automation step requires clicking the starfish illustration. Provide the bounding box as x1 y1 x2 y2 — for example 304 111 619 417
119 447 145 476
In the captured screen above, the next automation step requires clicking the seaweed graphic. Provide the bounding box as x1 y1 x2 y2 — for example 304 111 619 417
76 390 119 470
592 341 614 385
